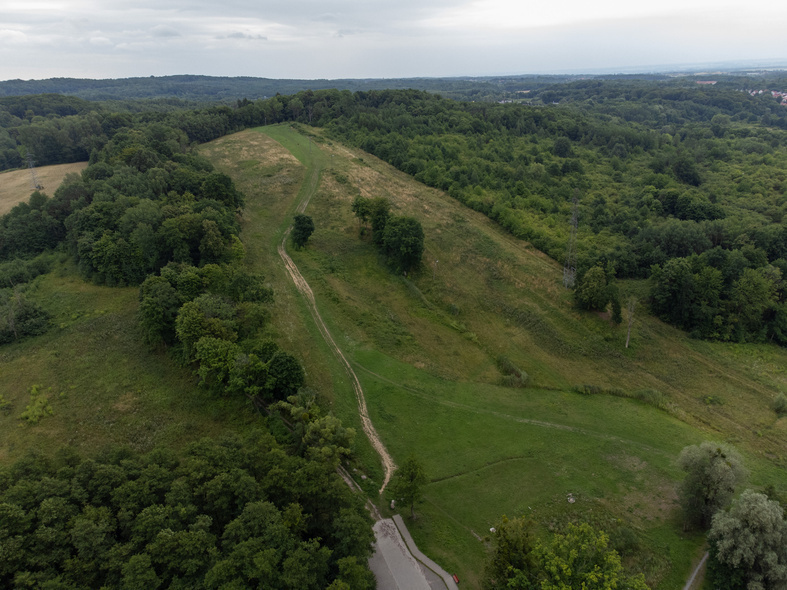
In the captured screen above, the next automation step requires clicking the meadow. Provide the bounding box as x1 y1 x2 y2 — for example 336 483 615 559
0 265 260 465
0 162 87 215
199 124 787 589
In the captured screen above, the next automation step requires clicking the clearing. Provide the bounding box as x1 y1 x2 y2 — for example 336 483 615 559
0 162 88 214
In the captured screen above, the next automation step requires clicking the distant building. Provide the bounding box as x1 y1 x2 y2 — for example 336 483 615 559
696 80 717 85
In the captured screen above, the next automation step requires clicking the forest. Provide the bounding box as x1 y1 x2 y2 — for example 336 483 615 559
0 93 373 587
4 77 787 342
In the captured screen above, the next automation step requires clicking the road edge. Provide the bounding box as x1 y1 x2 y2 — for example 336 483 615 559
393 514 459 590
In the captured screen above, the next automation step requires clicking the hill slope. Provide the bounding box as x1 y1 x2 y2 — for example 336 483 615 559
0 162 87 215
200 125 787 589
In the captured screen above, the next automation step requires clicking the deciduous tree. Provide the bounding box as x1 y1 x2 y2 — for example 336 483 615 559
291 214 315 250
391 454 427 518
677 441 746 529
707 489 787 590
382 216 424 273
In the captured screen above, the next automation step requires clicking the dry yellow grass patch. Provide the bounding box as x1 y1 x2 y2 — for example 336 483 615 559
0 162 88 215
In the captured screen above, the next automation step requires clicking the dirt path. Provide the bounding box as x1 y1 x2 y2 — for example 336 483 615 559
272 134 397 495
683 551 708 590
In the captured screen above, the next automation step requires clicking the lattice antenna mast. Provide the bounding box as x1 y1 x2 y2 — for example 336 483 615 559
562 192 579 288
27 153 43 191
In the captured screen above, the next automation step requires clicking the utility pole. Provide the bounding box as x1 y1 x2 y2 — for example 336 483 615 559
562 191 579 289
27 152 42 191
433 260 438 281
625 297 636 348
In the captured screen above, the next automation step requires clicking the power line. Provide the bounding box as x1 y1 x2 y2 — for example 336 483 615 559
26 152 43 191
562 191 579 289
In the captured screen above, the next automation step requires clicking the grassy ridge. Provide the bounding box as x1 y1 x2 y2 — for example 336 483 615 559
200 124 787 589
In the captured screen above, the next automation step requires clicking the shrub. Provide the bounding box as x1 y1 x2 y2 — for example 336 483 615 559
496 355 529 388
19 385 53 425
773 393 787 416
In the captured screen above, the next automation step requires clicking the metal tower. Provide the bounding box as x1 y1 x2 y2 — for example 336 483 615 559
562 192 579 289
27 153 43 191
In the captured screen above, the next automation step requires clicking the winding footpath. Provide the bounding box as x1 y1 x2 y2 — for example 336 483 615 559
274 137 396 494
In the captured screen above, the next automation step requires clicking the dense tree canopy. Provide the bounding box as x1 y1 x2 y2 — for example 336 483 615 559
485 519 649 590
0 431 376 589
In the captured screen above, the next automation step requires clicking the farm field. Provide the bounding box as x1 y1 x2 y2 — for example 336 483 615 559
0 161 88 215
199 125 787 589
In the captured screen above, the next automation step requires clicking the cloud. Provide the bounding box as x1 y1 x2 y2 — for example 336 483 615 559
0 0 785 80
224 31 267 40
151 25 180 38
0 29 26 44
334 29 362 38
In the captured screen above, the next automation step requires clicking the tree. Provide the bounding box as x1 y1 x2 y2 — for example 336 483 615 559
382 216 424 273
531 523 649 590
677 441 747 530
484 516 537 589
291 214 315 250
368 197 391 245
486 520 649 590
575 265 610 311
707 489 787 590
138 275 183 346
391 454 427 518
351 195 371 231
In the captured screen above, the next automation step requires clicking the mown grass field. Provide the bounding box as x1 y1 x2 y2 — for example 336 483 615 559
0 162 88 215
200 124 787 590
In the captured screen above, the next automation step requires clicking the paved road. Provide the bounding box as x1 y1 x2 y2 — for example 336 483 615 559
369 518 459 590
370 519 432 590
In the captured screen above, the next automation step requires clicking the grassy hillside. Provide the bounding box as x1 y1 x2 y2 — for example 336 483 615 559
0 262 260 464
0 162 87 215
200 124 787 590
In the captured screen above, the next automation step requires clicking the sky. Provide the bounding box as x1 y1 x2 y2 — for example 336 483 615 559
1 0 786 81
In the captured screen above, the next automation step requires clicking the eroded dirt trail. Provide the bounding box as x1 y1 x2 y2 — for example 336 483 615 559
275 143 397 495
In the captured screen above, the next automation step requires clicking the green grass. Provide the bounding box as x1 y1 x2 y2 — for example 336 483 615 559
198 124 787 589
0 262 260 464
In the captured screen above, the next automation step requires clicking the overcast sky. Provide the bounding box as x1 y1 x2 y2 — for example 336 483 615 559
1 0 786 81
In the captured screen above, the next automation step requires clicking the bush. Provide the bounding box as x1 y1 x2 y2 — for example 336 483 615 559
496 355 529 388
773 393 787 416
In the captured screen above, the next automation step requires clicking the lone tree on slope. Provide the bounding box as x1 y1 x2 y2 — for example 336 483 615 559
391 454 427 519
291 214 315 249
